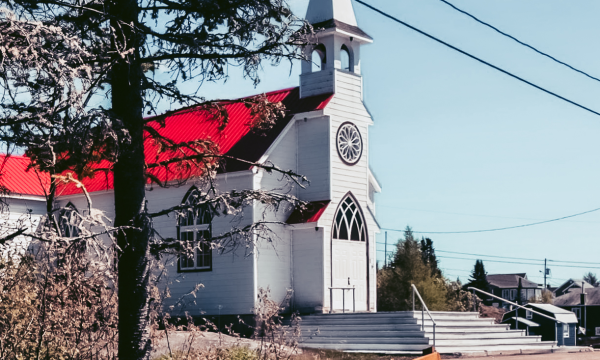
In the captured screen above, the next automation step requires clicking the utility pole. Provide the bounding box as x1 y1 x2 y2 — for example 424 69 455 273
384 231 388 267
544 258 547 290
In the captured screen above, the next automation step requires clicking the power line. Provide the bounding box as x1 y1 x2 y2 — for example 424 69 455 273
438 255 600 270
379 206 600 234
377 244 600 266
437 0 600 84
354 0 600 118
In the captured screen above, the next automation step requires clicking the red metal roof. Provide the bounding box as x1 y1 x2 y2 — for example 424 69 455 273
4 87 333 196
0 155 51 196
286 200 330 224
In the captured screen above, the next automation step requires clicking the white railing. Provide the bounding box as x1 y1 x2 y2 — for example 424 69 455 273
412 284 436 347
468 287 570 345
328 287 356 314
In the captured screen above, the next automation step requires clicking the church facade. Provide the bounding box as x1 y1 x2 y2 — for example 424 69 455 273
0 0 381 315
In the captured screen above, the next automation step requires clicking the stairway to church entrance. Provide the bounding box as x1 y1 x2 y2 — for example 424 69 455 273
287 311 565 355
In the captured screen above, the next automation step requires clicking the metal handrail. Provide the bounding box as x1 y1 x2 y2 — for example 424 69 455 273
328 287 356 314
468 287 569 345
411 284 436 348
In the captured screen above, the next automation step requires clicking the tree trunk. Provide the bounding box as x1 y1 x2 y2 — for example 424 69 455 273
109 0 151 358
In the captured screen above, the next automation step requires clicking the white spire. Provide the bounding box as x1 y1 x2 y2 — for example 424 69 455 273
306 0 358 26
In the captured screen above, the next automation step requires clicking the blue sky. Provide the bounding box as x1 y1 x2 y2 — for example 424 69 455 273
177 0 600 287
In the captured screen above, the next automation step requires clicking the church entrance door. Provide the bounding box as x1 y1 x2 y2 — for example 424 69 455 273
331 240 367 312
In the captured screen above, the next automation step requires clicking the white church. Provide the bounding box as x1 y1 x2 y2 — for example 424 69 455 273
0 0 381 316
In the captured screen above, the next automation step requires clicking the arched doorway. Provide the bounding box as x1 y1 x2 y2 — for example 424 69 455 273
330 193 369 312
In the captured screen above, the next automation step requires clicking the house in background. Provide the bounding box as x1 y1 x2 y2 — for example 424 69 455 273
486 273 542 307
554 279 592 297
501 303 578 346
555 286 600 337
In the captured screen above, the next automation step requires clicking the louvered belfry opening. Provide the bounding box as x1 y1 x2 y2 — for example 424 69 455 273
332 195 366 242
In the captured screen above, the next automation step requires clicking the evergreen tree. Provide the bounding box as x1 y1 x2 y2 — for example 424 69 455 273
420 237 441 277
464 259 490 292
377 227 447 311
584 272 600 287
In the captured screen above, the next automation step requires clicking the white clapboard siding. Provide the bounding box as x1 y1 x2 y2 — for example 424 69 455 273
315 69 379 312
149 174 259 316
298 117 331 202
2 197 46 258
255 224 292 309
292 228 325 312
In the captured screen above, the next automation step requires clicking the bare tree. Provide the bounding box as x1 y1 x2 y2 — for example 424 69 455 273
0 1 313 358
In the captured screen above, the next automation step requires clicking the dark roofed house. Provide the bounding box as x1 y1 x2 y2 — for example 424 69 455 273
486 274 542 308
555 286 600 339
554 279 592 298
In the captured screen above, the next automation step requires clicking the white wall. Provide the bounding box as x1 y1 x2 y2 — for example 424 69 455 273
1 196 46 258
292 227 325 312
317 69 378 312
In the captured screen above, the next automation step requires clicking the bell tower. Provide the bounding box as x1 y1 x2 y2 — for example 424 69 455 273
300 0 373 99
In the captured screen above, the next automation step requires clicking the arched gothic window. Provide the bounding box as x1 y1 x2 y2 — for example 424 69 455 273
178 187 212 271
58 203 80 238
332 195 366 242
340 45 352 72
312 44 326 72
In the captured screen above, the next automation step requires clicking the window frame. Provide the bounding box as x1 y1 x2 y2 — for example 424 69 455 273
178 188 213 273
572 307 581 320
526 310 532 319
502 289 510 300
563 323 570 338
332 194 367 242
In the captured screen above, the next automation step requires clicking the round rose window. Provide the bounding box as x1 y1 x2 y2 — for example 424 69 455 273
336 122 363 165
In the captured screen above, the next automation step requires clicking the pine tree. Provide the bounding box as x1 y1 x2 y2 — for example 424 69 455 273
377 227 448 311
584 272 600 287
420 237 441 277
464 259 490 292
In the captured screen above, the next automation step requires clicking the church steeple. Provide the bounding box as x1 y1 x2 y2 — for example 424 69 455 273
300 0 372 99
306 0 358 26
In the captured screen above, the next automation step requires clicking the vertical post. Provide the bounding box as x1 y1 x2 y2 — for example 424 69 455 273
343 290 345 314
422 308 425 332
412 286 415 312
472 289 476 312
544 258 547 290
433 323 436 348
330 288 333 314
384 231 388 267
515 307 518 330
353 288 356 313
555 322 558 344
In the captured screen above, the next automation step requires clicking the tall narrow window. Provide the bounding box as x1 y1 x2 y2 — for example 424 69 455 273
179 188 212 272
58 203 80 238
332 195 366 242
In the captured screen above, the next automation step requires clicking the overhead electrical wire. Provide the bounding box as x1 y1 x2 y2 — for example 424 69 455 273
437 255 600 269
353 0 600 118
378 206 600 234
376 244 600 266
437 0 600 84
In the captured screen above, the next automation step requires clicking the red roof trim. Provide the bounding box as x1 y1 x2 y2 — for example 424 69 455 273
2 87 334 196
286 200 330 224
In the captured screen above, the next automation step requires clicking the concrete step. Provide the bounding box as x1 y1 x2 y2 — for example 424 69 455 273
298 318 419 325
430 337 543 346
300 337 430 345
434 342 557 354
299 343 431 352
299 330 426 337
298 324 423 331
416 319 496 326
425 330 526 339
